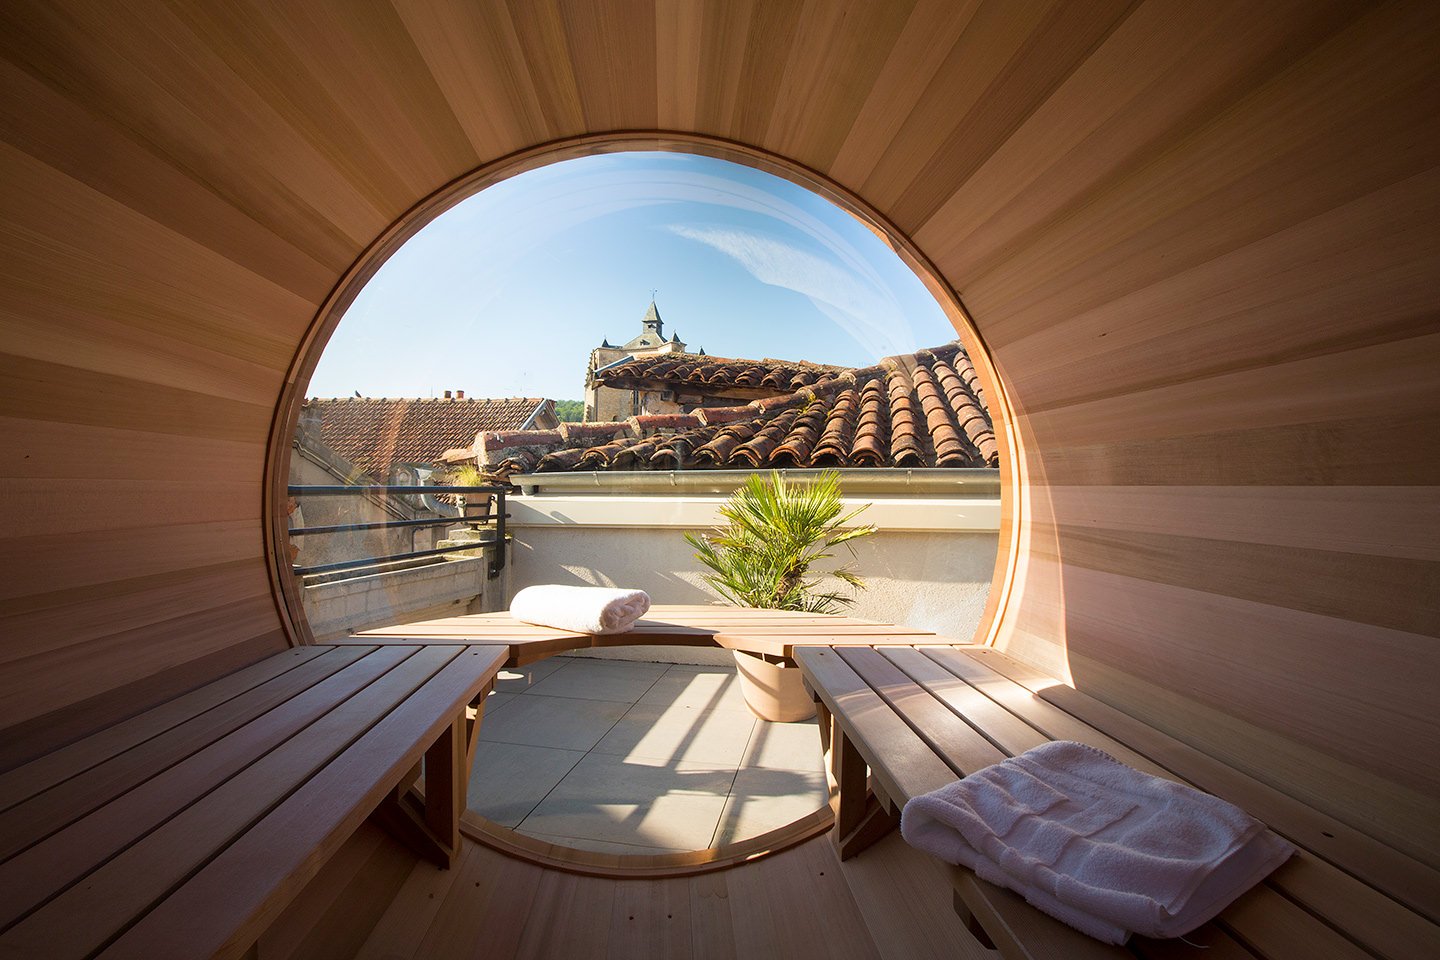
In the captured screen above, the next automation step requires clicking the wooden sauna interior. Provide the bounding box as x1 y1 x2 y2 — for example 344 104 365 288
1 1 1436 956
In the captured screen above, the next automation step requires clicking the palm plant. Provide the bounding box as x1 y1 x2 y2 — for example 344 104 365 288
686 471 877 613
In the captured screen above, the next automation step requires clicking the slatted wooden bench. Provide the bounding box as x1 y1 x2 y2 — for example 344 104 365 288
796 644 1440 960
0 641 506 960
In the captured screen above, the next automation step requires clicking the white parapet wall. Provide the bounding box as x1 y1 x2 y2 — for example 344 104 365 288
503 469 1001 660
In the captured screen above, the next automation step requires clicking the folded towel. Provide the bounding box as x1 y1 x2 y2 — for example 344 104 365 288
901 741 1294 944
509 585 651 635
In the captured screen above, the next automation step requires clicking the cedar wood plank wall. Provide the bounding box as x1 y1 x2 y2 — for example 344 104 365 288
0 0 1435 868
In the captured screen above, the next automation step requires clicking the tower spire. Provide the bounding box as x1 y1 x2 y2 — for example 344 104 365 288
641 299 663 338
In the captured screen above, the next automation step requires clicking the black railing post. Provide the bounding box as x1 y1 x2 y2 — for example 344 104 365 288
489 488 507 580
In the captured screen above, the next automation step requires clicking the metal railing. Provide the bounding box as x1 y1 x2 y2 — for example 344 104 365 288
287 484 508 579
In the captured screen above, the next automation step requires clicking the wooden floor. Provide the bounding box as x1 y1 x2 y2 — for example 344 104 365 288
260 822 988 960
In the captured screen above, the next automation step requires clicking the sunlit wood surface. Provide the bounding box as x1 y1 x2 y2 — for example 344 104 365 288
0 0 1435 887
797 645 1440 959
352 604 947 662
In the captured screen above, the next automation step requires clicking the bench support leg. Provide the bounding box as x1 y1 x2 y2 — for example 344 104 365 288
374 713 468 869
465 684 490 768
423 713 467 858
825 708 898 860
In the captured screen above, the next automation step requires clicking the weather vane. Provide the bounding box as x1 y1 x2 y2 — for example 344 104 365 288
650 288 658 302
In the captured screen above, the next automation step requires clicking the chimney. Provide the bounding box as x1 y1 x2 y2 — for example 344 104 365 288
443 390 452 399
456 389 465 399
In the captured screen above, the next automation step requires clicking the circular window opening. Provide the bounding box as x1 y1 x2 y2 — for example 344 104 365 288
272 143 1006 870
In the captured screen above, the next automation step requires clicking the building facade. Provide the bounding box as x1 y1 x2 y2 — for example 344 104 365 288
584 302 692 421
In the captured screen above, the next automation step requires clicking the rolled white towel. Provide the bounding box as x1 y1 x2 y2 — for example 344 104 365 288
509 584 651 635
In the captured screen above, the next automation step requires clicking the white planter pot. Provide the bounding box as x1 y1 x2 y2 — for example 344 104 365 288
732 649 816 723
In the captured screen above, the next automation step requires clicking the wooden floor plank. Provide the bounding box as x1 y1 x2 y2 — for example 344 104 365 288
0 645 371 862
836 831 991 960
609 878 691 960
0 645 463 959
0 645 413 925
352 841 479 960
514 870 613 958
687 869 739 960
414 839 545 959
0 645 331 811
96 645 506 960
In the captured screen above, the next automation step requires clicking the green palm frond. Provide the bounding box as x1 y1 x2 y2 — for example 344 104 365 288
685 471 877 612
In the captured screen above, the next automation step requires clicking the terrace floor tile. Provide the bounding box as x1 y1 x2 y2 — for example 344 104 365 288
478 693 631 752
712 766 829 847
467 740 586 828
518 752 734 850
634 663 751 714
592 701 757 766
524 657 669 703
740 716 825 771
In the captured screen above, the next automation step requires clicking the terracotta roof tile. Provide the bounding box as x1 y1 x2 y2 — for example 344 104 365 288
559 421 634 443
771 400 826 467
303 396 550 478
471 340 998 478
628 413 702 433
695 405 755 426
851 379 888 466
886 370 926 466
811 389 859 466
595 352 849 392
650 424 724 469
694 420 758 464
733 408 801 467
483 429 562 451
611 439 662 469
537 447 589 471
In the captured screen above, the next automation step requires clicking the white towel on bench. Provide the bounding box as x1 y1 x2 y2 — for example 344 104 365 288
509 584 651 635
900 740 1294 944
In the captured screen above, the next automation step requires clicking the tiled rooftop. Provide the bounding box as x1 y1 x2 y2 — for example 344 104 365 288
303 396 553 479
471 341 998 476
594 352 849 396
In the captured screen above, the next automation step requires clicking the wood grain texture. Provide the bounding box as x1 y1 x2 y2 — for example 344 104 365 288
336 828 982 960
0 0 1433 898
804 643 1439 958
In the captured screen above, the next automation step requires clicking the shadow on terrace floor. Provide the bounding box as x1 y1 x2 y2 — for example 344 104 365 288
466 654 829 854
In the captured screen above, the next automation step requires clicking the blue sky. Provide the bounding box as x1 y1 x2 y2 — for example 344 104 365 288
308 153 956 401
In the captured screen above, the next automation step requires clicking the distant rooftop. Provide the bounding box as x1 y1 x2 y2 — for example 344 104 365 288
303 395 556 478
595 352 849 398
466 340 998 476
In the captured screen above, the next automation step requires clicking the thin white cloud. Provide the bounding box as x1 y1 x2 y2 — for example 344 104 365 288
665 225 912 357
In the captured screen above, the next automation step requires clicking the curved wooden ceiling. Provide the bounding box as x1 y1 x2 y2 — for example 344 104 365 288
0 0 1435 869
